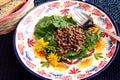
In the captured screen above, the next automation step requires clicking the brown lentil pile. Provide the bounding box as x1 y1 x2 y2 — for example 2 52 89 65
54 25 85 57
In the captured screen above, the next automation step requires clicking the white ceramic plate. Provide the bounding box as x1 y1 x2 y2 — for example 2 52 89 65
14 1 119 80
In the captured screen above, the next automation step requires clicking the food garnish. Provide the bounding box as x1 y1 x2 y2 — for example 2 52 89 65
33 15 102 68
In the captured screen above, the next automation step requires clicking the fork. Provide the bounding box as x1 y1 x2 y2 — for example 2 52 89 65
72 10 120 42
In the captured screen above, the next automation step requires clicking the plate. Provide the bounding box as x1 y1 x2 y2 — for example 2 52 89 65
14 1 119 80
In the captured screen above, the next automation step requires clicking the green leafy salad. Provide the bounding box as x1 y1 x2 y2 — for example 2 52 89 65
34 15 102 63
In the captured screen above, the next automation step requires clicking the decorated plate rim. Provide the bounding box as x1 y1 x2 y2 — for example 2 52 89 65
13 1 120 80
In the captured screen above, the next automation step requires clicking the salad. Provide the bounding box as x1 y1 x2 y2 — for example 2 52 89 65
33 15 102 68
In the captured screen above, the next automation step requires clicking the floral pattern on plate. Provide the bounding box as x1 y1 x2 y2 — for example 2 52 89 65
14 1 118 80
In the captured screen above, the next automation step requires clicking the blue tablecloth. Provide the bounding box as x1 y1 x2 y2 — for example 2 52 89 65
0 0 120 80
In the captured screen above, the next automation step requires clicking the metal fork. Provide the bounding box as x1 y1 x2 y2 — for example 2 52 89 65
72 10 94 28
72 10 120 42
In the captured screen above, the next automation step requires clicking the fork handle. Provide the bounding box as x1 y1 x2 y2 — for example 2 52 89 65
97 26 120 42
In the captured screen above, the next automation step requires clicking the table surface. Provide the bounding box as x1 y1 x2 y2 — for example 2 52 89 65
0 0 120 80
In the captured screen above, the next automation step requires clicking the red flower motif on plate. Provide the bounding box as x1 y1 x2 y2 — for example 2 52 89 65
48 2 60 8
64 1 77 8
105 18 112 29
106 46 115 58
102 32 109 38
60 9 70 16
102 32 116 44
69 67 81 74
79 3 91 10
27 38 35 48
92 8 104 17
